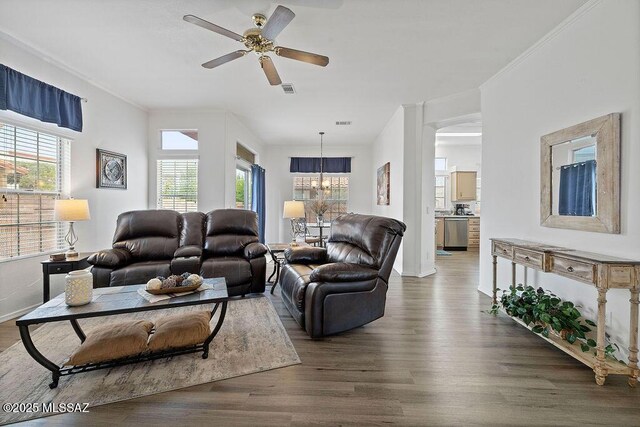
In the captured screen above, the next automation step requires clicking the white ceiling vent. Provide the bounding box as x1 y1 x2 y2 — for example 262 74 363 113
335 121 352 126
281 83 296 94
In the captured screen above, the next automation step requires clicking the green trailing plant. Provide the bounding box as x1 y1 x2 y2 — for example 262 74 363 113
489 285 623 363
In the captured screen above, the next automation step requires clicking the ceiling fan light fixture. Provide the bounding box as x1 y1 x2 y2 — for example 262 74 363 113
184 5 329 86
252 14 266 28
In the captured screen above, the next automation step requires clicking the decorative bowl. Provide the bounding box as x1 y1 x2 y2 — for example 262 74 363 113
146 283 201 295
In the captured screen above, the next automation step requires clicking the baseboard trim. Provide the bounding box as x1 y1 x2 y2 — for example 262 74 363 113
0 303 40 324
400 267 437 278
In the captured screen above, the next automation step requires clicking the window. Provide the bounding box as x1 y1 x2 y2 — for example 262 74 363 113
0 123 69 260
435 157 448 171
235 166 252 209
293 176 349 223
573 145 596 163
161 130 198 150
157 160 198 213
435 175 447 209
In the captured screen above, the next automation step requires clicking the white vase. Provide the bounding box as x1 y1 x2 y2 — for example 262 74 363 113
65 270 93 306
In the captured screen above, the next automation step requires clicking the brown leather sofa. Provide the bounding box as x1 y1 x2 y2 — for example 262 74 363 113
88 209 267 296
279 213 406 338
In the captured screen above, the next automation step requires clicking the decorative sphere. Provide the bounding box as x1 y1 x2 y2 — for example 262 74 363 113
146 278 162 290
161 277 177 289
182 278 193 287
188 274 203 286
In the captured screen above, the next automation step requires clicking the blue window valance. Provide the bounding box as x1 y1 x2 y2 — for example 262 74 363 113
290 157 351 173
0 64 83 132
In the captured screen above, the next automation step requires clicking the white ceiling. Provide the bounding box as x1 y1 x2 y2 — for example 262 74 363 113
0 0 586 145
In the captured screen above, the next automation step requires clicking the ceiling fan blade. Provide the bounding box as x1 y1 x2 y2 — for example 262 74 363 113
260 56 282 86
261 5 295 40
183 14 244 42
202 50 247 69
275 47 329 67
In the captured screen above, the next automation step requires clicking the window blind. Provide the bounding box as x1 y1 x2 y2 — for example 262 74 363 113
157 159 199 213
0 122 69 260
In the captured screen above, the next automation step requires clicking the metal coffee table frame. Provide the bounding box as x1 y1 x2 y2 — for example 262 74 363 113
16 279 229 389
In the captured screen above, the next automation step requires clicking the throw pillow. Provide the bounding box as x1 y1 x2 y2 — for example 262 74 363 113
65 320 154 366
148 310 212 352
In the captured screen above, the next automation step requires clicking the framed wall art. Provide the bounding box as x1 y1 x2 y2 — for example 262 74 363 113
376 162 390 205
96 149 127 189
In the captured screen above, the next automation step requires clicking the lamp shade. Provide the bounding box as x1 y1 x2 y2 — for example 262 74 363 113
283 201 305 219
54 199 91 221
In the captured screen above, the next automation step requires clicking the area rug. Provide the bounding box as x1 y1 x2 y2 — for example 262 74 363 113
0 296 300 425
436 249 452 256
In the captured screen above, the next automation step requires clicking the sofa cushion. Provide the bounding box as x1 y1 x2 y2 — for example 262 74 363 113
204 209 259 256
205 235 258 257
109 260 171 287
65 320 153 366
327 214 406 268
284 247 327 264
200 257 252 287
88 248 131 268
148 311 211 352
179 212 205 247
112 210 180 260
310 263 379 282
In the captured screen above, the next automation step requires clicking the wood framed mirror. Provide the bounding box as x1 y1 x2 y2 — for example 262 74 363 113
540 113 620 233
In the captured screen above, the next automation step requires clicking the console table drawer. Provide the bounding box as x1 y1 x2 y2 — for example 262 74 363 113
551 256 596 284
46 264 73 275
513 248 545 270
492 241 512 259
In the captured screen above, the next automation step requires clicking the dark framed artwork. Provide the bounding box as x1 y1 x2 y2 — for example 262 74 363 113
377 162 390 205
96 149 127 189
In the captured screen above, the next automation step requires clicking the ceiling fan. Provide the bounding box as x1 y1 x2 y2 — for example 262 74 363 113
183 5 329 86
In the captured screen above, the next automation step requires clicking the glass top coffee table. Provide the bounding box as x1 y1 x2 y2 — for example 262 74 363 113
16 278 229 389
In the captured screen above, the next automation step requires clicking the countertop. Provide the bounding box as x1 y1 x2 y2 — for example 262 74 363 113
435 215 480 219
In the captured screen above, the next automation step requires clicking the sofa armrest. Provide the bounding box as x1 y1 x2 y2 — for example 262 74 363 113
284 247 327 265
310 262 378 283
87 248 131 268
174 245 202 258
244 242 268 259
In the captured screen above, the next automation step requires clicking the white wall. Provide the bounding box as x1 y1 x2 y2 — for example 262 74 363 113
263 143 372 243
371 107 405 272
479 0 640 356
0 34 148 320
147 110 263 213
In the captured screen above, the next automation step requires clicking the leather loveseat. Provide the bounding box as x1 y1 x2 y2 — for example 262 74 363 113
88 209 267 297
279 213 406 338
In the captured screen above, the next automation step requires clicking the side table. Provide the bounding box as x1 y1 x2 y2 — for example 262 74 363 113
266 243 309 295
40 253 93 303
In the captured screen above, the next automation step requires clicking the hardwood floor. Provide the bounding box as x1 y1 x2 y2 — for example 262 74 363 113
2 251 639 426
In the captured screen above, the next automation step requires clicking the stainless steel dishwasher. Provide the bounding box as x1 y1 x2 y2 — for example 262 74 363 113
444 217 468 250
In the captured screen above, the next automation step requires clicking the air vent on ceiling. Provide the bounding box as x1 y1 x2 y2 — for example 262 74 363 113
335 121 352 126
281 83 296 94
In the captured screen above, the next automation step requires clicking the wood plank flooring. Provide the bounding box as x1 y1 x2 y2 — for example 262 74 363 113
1 252 639 426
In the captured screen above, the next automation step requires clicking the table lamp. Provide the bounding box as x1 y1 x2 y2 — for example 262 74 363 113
54 198 91 258
283 200 305 245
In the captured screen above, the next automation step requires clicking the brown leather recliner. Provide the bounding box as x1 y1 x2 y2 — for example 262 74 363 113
88 209 267 296
279 213 406 338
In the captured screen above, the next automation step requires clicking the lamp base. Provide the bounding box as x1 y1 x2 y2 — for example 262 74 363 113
65 248 79 259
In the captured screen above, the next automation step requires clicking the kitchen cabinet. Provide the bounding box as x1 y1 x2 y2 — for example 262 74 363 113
435 218 445 249
451 171 477 201
468 217 480 249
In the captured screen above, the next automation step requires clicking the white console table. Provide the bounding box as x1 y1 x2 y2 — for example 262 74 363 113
490 238 639 386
